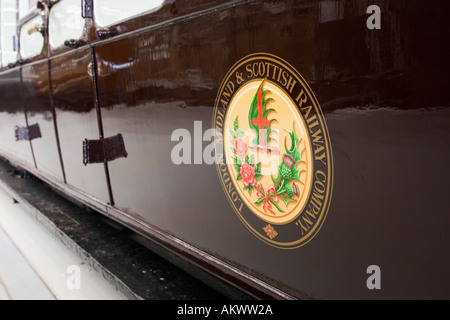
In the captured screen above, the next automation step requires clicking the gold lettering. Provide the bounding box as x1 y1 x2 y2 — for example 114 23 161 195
302 215 314 228
252 63 258 78
215 109 225 130
310 130 327 166
276 65 282 82
219 162 245 213
297 220 309 235
216 152 224 164
264 62 271 78
221 81 235 102
315 170 327 183
246 63 253 78
271 64 279 80
306 203 320 217
315 152 327 165
220 98 228 109
215 131 223 145
311 190 324 208
285 76 297 93
237 201 243 212
226 180 233 194
296 89 308 107
307 113 317 124
313 144 324 155
281 70 288 86
308 120 319 131
297 170 328 234
258 62 265 77
222 171 230 184
310 127 322 143
301 105 313 120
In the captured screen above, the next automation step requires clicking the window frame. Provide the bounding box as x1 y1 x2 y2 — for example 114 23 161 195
93 0 166 29
18 11 46 61
48 0 88 51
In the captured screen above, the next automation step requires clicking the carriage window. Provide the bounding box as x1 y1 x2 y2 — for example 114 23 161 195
49 0 85 49
94 0 165 27
19 15 44 59
1 0 18 66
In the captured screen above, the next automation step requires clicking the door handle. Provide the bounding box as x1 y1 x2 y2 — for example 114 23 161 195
83 134 128 165
64 39 87 49
27 24 41 35
8 59 30 68
15 123 42 141
97 27 119 40
27 23 45 35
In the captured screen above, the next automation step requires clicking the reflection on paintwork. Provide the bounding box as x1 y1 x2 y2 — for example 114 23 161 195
14 123 41 141
0 113 34 165
51 48 110 203
94 0 165 27
0 69 34 167
56 109 110 203
51 52 95 113
96 59 135 78
319 0 344 23
22 60 65 182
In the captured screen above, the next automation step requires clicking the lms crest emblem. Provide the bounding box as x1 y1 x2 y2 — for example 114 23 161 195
213 53 333 249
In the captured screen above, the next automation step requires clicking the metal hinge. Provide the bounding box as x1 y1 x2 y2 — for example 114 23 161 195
83 133 128 165
81 0 93 18
15 123 42 141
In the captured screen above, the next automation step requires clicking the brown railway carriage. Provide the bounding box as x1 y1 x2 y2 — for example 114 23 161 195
0 0 449 299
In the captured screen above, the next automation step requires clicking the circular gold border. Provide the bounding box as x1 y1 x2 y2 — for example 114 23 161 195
213 53 334 249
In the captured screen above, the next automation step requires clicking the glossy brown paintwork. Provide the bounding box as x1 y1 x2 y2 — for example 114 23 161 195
0 68 34 166
51 48 112 205
0 0 449 299
22 60 65 181
93 0 450 299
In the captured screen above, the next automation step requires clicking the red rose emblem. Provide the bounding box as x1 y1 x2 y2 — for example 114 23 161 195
240 163 255 187
235 138 246 158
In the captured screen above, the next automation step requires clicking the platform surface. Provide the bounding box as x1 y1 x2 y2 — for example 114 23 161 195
0 185 127 300
0 158 233 300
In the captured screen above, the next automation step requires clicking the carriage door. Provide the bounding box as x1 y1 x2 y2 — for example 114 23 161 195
0 1 34 168
0 27 31 169
20 9 65 182
91 0 187 229
90 0 229 239
48 0 111 207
